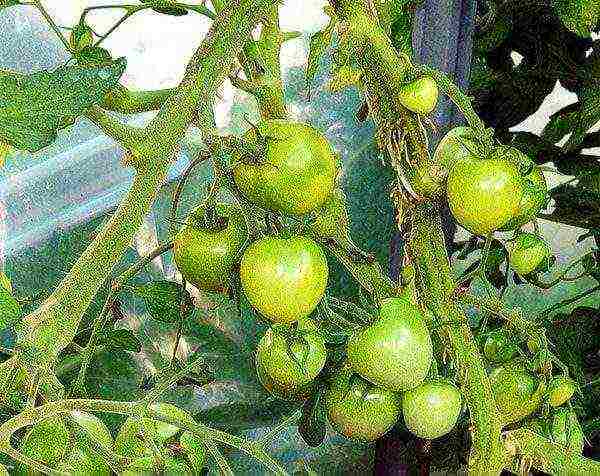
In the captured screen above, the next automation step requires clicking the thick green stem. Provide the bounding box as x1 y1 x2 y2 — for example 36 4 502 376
101 85 175 114
410 203 506 472
329 1 506 472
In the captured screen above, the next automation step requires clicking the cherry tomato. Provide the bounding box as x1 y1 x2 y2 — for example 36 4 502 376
489 364 544 425
447 157 523 236
547 375 577 407
174 203 248 291
402 380 462 439
483 328 519 363
233 120 338 215
325 366 402 442
508 233 550 276
255 319 327 400
347 296 432 391
240 235 328 324
398 77 439 115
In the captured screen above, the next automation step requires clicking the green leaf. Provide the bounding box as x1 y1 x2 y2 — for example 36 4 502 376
0 60 126 152
306 17 336 90
75 46 113 66
132 280 191 324
0 0 19 10
552 0 600 37
197 399 296 432
544 182 600 230
140 0 188 16
101 328 142 353
0 288 22 332
564 86 600 151
298 385 328 447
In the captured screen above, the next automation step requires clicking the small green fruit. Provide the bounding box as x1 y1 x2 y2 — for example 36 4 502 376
508 233 550 276
398 77 439 114
547 376 577 407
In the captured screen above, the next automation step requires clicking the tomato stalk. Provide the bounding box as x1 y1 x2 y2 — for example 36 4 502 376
328 0 506 471
10 0 281 390
0 398 289 475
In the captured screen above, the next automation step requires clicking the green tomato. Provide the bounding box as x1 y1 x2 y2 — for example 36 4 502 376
173 203 248 292
398 77 439 115
179 431 206 472
233 120 337 215
489 364 544 425
547 376 577 407
551 408 584 454
433 126 481 170
447 157 523 236
122 455 191 476
483 328 519 363
402 380 462 439
347 297 432 391
508 233 550 276
114 403 193 458
255 319 327 400
499 165 547 231
325 367 402 442
240 235 328 324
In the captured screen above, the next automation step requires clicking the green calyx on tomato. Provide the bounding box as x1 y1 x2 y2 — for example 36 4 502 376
325 366 402 442
232 120 338 216
483 328 519 363
547 375 577 407
69 23 94 53
508 232 550 276
397 76 439 115
346 296 433 392
402 380 462 439
255 319 327 400
489 363 545 425
447 156 524 236
550 408 584 454
174 203 248 292
19 412 112 475
433 126 482 170
240 235 328 324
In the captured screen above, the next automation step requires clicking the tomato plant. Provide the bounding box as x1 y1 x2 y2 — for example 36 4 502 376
0 0 599 474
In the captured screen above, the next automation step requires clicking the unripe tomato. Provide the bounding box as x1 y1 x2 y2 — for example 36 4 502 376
240 235 328 324
325 366 402 442
398 77 439 115
233 120 337 215
255 319 327 400
489 364 544 425
347 297 432 391
19 412 112 475
433 126 481 169
499 165 547 231
114 403 193 458
402 380 462 439
551 408 584 454
447 157 523 236
508 233 550 276
483 328 519 363
547 375 577 407
173 203 248 292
